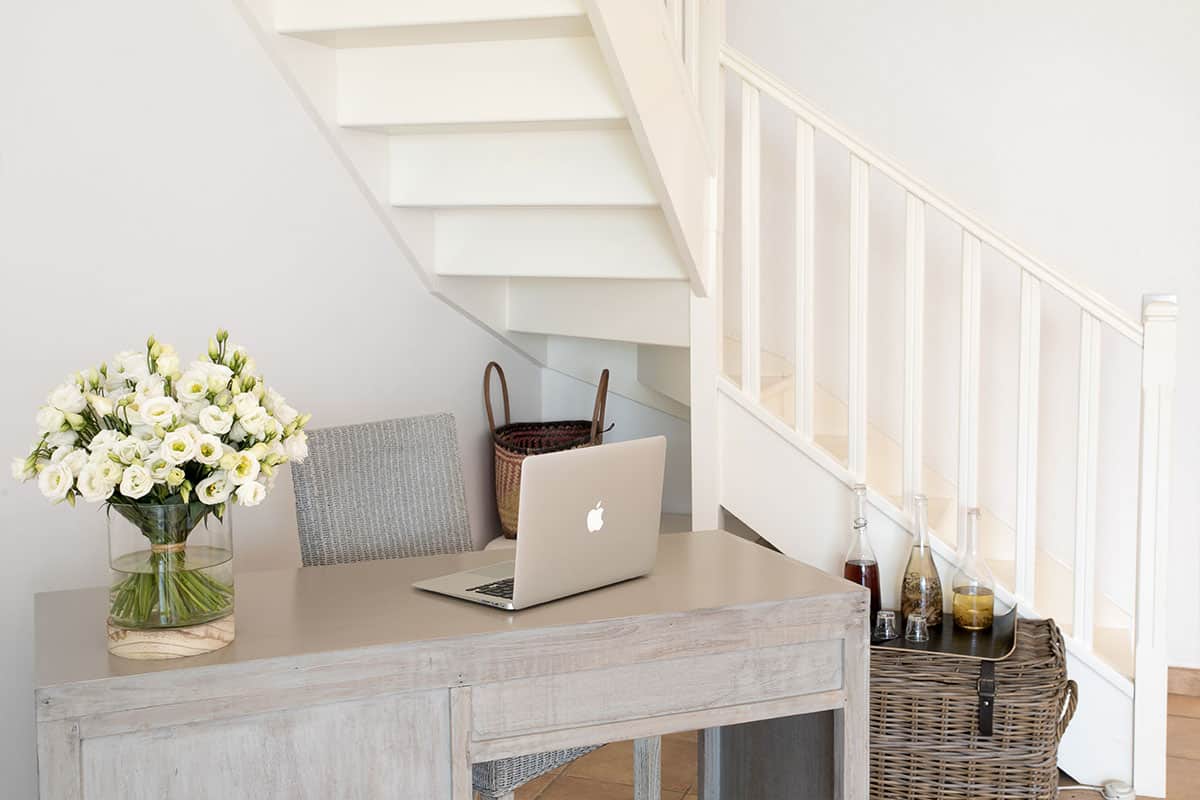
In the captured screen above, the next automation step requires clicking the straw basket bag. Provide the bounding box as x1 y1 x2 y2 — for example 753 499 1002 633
484 361 611 539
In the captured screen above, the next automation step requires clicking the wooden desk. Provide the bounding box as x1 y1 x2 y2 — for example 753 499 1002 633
34 531 868 799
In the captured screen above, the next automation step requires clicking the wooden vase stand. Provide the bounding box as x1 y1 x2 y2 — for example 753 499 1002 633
106 614 235 660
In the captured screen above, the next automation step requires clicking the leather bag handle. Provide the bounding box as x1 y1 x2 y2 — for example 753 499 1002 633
590 369 610 444
483 361 511 434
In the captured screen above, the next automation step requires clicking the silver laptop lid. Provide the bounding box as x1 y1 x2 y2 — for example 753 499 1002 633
512 436 666 609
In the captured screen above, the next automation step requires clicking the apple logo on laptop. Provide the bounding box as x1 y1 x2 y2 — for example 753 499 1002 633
586 501 605 533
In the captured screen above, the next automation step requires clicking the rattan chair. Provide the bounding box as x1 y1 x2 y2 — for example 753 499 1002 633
290 414 659 799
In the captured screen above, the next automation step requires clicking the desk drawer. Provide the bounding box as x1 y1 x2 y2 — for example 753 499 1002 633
471 640 843 741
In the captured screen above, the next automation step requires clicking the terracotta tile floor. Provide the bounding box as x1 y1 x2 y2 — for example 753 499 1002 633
496 696 1199 799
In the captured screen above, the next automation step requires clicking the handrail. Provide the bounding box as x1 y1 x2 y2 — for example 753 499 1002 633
720 44 1144 346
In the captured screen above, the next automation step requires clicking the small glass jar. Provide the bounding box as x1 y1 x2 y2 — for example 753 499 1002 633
108 503 234 630
951 508 996 631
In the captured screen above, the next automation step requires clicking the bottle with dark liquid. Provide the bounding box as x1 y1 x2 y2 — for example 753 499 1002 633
952 508 996 631
901 495 943 627
842 484 881 627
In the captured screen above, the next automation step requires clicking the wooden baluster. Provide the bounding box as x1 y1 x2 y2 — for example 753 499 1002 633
847 155 869 479
740 83 761 402
902 194 925 512
1014 273 1042 605
1072 312 1101 647
1132 295 1177 798
957 232 982 542
683 1 700 95
794 118 815 440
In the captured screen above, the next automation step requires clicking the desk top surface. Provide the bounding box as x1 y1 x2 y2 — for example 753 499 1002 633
35 530 856 689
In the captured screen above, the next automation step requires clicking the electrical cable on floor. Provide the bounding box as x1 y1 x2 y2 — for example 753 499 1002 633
1057 780 1136 800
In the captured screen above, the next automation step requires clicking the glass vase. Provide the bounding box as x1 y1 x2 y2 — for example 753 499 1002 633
107 503 234 630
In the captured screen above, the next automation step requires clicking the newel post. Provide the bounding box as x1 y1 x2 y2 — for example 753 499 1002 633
688 0 725 530
1132 294 1177 798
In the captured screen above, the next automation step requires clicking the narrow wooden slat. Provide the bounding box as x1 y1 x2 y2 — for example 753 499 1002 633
794 118 816 440
634 736 663 800
1072 312 1102 646
902 194 925 511
957 232 982 541
683 0 700 95
1132 295 1178 797
449 687 473 800
740 83 762 402
847 155 869 478
665 0 684 53
1014 273 1042 603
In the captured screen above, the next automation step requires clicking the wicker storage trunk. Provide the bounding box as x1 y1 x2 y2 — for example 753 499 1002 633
870 619 1078 800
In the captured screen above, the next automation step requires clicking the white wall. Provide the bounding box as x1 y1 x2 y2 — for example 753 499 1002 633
0 2 547 795
541 370 692 515
727 0 1200 665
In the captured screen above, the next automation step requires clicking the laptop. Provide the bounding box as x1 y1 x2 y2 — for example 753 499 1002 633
413 435 667 610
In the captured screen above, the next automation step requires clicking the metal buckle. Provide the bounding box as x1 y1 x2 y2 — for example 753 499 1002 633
978 677 996 698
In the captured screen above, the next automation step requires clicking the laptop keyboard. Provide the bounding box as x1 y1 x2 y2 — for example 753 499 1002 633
467 577 514 600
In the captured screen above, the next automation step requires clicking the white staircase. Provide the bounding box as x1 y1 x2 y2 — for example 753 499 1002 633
692 43 1176 797
235 0 716 418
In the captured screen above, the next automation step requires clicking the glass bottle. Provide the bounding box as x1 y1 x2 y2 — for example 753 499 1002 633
952 508 996 631
900 495 943 627
842 484 881 626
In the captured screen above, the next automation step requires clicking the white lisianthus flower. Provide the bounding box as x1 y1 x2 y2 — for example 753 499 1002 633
239 407 270 438
134 375 166 401
198 405 234 436
275 403 299 426
139 396 180 429
196 471 233 505
195 434 224 466
48 384 87 414
176 423 202 443
119 465 154 499
228 451 261 485
88 429 123 456
129 425 161 445
156 353 180 378
76 465 115 502
166 468 186 488
262 389 285 414
38 463 73 502
115 437 150 464
51 447 89 477
176 371 209 404
192 361 233 393
235 480 266 508
84 395 111 419
36 406 66 433
46 430 79 449
231 393 259 419
147 455 173 482
284 431 309 463
11 456 35 482
181 402 206 424
160 431 197 465
94 460 124 486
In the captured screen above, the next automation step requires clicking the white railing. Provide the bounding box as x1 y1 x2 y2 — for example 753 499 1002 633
715 43 1176 796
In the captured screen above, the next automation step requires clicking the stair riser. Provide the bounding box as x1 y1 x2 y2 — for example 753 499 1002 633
434 209 686 281
336 38 623 129
276 0 585 35
508 279 689 347
390 130 655 207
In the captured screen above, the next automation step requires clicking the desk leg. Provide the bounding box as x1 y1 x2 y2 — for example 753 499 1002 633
696 727 721 800
634 736 661 800
450 687 474 800
835 622 869 800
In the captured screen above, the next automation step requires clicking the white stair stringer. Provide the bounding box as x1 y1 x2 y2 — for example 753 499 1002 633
715 378 1137 789
507 278 689 348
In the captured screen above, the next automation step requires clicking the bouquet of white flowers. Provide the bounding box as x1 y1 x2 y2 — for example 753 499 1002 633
13 329 310 629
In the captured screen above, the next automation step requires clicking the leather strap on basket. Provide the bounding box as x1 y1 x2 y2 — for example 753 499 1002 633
589 369 610 444
483 362 511 434
977 660 996 736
